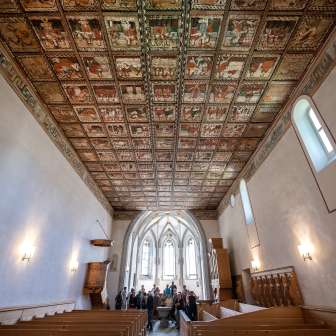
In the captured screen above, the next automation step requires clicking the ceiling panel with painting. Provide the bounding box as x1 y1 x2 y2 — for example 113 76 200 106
0 0 335 210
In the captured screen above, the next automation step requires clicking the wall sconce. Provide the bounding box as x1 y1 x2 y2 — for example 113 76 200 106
298 244 313 261
251 259 260 273
20 241 36 263
69 259 79 273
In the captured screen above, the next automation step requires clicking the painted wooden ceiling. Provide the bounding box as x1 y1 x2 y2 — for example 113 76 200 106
0 0 335 210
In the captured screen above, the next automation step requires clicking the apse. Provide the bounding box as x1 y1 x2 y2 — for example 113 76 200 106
120 210 211 299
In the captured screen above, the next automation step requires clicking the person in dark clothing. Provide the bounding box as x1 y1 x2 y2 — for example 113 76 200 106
128 288 137 309
174 292 184 329
141 292 147 310
186 292 197 321
115 291 122 310
147 291 154 331
135 290 142 309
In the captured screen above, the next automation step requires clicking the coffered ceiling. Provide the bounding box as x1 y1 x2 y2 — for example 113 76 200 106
0 0 335 210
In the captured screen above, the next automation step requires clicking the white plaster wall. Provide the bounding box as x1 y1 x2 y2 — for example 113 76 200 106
218 68 336 307
107 219 131 305
0 76 112 309
199 219 220 239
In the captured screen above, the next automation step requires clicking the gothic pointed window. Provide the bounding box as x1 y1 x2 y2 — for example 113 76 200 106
186 238 197 279
141 239 150 277
163 239 175 280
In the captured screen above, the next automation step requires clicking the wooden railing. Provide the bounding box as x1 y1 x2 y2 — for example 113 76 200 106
0 301 75 325
250 266 303 307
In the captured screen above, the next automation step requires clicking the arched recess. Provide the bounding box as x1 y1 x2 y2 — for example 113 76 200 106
119 210 211 299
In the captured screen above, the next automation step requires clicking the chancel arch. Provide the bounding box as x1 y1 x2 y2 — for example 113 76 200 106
120 210 211 299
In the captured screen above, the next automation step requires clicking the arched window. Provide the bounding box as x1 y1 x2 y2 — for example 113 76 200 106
239 179 254 225
186 238 197 279
141 239 151 276
162 239 175 280
293 97 336 172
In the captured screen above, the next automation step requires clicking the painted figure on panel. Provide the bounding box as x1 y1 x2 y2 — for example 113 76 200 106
152 84 175 102
215 55 245 80
102 0 137 10
93 85 119 104
152 105 175 121
68 17 105 50
30 17 71 50
269 0 308 10
222 15 260 51
133 138 151 149
129 124 150 137
246 56 279 80
35 82 65 103
236 82 265 103
149 17 179 50
180 124 200 137
156 139 174 150
106 123 128 137
199 138 218 150
222 123 246 137
115 57 142 80
192 0 226 9
258 18 298 50
181 105 203 122
20 0 56 11
205 106 228 122
229 105 255 122
244 123 269 137
274 54 313 80
105 16 140 50
91 138 112 149
126 106 148 122
231 0 266 9
74 106 100 122
289 16 333 50
18 55 53 80
155 123 174 137
83 56 113 79
50 57 83 80
189 16 221 49
49 106 77 122
121 85 146 103
112 139 130 149
151 57 177 80
262 83 294 104
308 0 336 10
100 106 123 122
63 84 92 104
147 0 181 9
186 55 213 79
62 0 97 9
183 83 207 103
83 123 106 137
201 124 222 137
209 84 236 103
61 124 85 137
0 18 39 51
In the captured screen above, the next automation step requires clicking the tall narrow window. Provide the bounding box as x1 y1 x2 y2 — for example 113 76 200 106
141 240 150 276
293 97 336 172
186 238 197 279
240 179 254 225
163 239 175 279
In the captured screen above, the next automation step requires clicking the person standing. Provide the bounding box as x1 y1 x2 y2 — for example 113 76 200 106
187 291 197 321
135 290 142 309
147 291 154 331
121 287 128 310
128 288 137 309
174 292 184 329
115 291 122 310
164 284 171 297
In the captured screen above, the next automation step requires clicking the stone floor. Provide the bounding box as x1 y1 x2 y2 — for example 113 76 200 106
149 320 179 335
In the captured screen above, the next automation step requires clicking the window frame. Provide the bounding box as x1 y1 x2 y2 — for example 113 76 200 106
162 238 176 280
185 237 198 280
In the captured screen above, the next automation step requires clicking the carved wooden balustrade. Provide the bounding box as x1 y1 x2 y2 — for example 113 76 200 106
250 266 303 308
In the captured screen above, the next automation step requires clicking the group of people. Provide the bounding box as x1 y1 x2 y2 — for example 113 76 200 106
114 282 198 331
